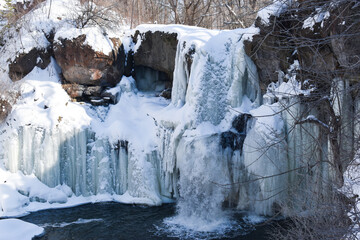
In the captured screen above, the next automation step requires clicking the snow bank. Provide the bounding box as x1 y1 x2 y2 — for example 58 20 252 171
0 168 69 217
0 219 44 240
8 58 91 131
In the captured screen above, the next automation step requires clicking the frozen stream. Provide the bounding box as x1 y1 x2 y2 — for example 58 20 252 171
19 202 281 240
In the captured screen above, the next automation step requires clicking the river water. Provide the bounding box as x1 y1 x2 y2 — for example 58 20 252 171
20 203 278 240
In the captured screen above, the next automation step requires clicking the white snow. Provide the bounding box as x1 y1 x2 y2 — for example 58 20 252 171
8 58 91 131
303 8 330 30
133 24 259 54
0 166 173 218
0 219 44 240
250 103 284 137
257 0 290 25
55 26 116 54
264 61 313 101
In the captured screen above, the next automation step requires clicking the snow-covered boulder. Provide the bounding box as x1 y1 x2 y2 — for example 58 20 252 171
54 34 125 87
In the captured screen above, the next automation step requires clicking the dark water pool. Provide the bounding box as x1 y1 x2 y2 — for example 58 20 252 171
20 203 278 240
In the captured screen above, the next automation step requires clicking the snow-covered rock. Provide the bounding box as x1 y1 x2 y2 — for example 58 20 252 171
0 219 44 240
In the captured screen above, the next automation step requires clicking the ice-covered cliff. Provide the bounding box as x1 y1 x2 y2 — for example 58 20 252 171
0 0 359 234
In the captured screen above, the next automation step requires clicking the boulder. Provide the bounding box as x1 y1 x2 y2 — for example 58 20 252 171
54 35 125 87
9 47 52 81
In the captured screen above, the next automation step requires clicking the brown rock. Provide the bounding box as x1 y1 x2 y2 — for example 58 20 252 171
54 34 125 87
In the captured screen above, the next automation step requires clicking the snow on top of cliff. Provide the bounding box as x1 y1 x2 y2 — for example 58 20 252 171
132 24 220 53
54 26 117 54
132 24 259 53
257 0 290 25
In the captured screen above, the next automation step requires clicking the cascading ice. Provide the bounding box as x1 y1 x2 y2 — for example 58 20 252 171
0 24 350 224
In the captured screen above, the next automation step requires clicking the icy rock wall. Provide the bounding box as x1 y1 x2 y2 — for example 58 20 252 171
2 127 120 196
242 96 331 215
0 126 169 205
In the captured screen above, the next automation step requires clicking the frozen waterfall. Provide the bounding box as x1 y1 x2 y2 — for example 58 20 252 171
0 25 346 224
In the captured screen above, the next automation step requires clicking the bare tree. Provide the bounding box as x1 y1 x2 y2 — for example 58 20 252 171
242 0 360 238
73 0 123 29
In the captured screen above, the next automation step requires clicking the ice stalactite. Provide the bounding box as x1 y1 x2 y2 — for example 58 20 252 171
157 126 179 199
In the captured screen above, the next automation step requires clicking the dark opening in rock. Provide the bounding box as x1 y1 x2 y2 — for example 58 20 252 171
133 66 172 94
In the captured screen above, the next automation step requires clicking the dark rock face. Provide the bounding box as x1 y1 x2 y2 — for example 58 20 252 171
0 99 11 122
184 44 195 76
232 114 252 134
9 47 52 81
133 65 172 92
329 3 360 78
221 114 252 152
54 35 125 87
244 1 360 94
62 84 117 105
244 18 293 93
133 30 178 81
